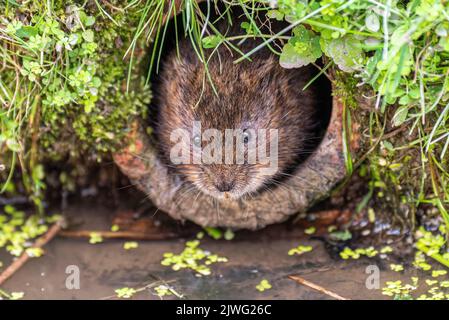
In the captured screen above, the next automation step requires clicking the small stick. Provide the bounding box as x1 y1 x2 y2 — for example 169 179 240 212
0 220 63 286
58 230 183 241
288 275 349 300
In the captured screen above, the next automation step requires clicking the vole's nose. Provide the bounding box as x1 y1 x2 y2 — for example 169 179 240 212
216 180 235 192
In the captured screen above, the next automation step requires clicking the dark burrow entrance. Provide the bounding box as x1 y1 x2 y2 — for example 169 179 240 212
147 2 333 196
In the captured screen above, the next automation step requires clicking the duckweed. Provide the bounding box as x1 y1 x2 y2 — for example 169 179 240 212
256 279 272 292
381 279 417 299
380 246 393 254
304 227 316 235
339 246 380 259
390 264 404 272
115 287 137 299
432 270 447 278
161 240 228 277
0 205 59 262
154 285 174 298
288 245 313 256
88 232 103 244
382 226 449 300
0 289 24 300
123 241 139 250
25 247 44 258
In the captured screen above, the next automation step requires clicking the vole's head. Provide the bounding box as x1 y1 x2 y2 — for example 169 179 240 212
155 41 317 201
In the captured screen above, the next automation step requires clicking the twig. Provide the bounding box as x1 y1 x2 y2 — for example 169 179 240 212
288 275 349 300
0 220 63 286
58 230 183 241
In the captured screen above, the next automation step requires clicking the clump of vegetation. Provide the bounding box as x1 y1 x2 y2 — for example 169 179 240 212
197 227 235 240
114 287 137 299
288 244 313 256
161 239 228 276
114 282 183 300
256 279 272 292
0 205 59 262
331 225 449 300
153 284 175 298
382 276 449 300
414 225 449 269
0 1 150 211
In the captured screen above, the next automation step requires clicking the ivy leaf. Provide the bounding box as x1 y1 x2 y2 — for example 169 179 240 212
321 35 364 72
280 25 321 69
202 35 222 49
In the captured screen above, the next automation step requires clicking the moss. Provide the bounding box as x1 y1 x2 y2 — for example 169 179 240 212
0 1 151 200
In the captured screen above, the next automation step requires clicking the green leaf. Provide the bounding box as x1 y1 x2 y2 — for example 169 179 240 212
330 230 352 241
6 139 21 152
202 35 222 49
82 30 94 43
365 13 380 32
84 16 96 27
321 35 364 72
32 164 45 181
15 26 38 39
280 25 321 69
204 227 222 240
241 21 255 35
267 10 284 21
392 106 408 127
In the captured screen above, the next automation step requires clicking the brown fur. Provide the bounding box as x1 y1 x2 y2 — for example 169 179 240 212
154 18 320 201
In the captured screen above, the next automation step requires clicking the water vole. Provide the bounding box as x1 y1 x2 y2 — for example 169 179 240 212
154 19 321 201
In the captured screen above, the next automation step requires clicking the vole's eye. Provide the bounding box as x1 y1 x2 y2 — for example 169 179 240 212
193 134 201 147
242 130 251 144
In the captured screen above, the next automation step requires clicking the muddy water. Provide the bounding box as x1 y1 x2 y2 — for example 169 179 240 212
0 197 420 300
